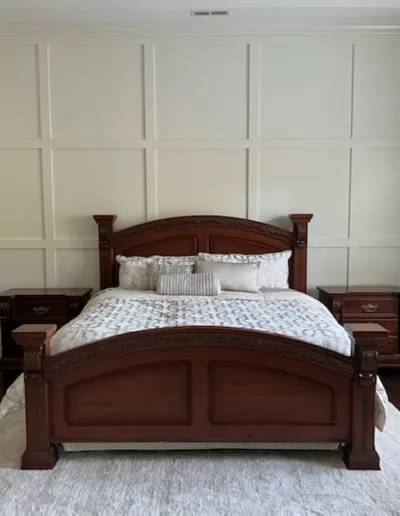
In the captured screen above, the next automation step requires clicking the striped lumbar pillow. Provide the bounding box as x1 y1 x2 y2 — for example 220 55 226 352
147 263 194 291
156 273 221 296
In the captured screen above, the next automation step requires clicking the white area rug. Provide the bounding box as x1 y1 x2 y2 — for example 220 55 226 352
1 406 400 515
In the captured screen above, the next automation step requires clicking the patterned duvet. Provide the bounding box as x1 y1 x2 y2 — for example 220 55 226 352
51 288 353 355
0 288 388 432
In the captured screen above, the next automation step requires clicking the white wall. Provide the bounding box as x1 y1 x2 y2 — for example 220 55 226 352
0 31 399 291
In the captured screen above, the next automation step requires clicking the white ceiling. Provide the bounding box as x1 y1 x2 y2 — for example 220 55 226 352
0 0 400 26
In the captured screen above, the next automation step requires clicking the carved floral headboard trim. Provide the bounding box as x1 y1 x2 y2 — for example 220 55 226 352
93 214 313 293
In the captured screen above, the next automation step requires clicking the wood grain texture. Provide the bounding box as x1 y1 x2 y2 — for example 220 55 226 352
46 334 353 443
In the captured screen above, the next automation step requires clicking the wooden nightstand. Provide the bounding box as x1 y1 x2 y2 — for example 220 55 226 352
0 288 92 386
317 286 400 367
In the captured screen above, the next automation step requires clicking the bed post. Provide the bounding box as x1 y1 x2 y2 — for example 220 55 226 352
343 323 389 470
12 324 58 470
289 214 313 293
93 215 117 290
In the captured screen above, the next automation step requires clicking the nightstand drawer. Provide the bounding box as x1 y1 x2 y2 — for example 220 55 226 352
342 297 398 317
13 298 68 320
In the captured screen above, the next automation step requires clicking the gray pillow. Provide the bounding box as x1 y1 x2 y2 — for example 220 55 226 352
147 263 193 291
196 260 260 293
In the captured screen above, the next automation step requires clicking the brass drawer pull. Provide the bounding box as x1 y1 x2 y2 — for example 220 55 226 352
33 306 50 316
362 303 378 313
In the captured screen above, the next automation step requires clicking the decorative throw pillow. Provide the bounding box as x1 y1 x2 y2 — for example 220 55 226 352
116 255 153 290
156 273 221 296
196 261 260 293
147 263 194 291
116 255 197 290
154 256 197 267
197 251 291 289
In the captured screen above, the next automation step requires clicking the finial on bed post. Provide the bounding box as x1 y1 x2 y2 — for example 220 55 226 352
289 214 313 293
93 215 117 290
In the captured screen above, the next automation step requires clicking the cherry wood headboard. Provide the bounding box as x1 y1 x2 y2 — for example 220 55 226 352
93 214 313 293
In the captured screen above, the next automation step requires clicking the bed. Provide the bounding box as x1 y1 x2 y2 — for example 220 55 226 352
8 213 389 470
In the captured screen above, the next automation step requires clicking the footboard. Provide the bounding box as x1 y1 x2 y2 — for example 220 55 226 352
12 324 387 470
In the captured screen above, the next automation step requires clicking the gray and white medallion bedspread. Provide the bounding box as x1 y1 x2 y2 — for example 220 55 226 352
51 288 353 356
0 289 388 432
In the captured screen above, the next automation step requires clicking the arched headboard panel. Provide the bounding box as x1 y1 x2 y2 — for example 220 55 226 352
93 214 313 293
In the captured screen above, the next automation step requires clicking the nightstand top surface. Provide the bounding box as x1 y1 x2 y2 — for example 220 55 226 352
0 288 92 297
318 286 400 295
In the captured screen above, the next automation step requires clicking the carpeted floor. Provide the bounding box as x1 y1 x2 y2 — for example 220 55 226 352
1 406 400 515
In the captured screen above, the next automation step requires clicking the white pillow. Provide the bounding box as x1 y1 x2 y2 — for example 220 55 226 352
197 251 291 289
147 263 194 291
116 255 197 290
116 255 153 290
196 261 260 293
154 255 197 266
157 273 221 296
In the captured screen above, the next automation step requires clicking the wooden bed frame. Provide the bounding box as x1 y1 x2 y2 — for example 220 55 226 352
13 214 388 470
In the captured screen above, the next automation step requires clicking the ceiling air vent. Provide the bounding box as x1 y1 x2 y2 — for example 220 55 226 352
191 10 230 17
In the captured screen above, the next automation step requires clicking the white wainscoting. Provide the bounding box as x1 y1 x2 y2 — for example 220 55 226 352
0 31 399 292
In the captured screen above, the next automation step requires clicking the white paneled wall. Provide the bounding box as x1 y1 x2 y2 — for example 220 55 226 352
49 45 145 139
0 32 399 292
0 45 40 138
156 149 248 218
154 45 248 139
259 40 353 139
